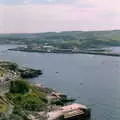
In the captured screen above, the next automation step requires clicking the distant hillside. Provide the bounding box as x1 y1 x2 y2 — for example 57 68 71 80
0 30 120 48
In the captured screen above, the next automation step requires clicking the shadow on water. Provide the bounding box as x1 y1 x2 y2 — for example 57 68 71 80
64 117 91 120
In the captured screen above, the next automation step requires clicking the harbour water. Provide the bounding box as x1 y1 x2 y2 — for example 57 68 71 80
0 45 120 120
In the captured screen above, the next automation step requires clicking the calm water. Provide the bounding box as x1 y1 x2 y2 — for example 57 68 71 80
0 45 120 120
109 47 120 53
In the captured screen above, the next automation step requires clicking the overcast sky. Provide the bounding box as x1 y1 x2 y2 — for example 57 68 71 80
0 0 120 33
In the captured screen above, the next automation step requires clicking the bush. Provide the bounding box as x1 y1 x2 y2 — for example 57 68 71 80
10 80 29 94
7 80 48 111
0 62 18 71
20 69 42 78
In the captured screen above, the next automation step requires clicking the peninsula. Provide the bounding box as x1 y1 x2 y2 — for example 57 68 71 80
9 46 120 57
0 61 91 120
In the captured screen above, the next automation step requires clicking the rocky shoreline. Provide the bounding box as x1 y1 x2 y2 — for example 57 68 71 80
0 61 91 120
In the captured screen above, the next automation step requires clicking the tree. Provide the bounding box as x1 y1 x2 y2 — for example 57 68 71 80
10 80 29 94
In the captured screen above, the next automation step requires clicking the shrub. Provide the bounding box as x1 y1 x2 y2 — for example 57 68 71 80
10 80 29 94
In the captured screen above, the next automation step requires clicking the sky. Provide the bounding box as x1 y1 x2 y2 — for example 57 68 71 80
0 0 120 33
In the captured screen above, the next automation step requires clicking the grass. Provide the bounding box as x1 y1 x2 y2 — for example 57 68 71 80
6 80 47 111
0 68 6 78
0 98 8 112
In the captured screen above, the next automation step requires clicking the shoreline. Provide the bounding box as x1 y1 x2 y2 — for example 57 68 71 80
9 48 120 57
0 61 91 120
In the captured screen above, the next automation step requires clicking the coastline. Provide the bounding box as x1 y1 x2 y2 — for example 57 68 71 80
0 61 91 120
9 47 120 57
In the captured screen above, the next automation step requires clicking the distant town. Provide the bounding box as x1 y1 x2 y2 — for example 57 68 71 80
9 44 120 57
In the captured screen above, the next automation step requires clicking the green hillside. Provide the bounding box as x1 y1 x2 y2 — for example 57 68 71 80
1 30 120 48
